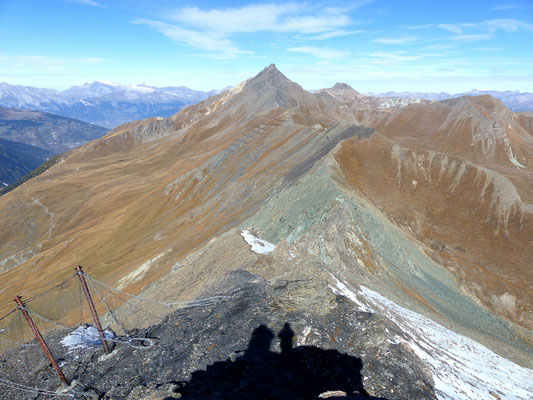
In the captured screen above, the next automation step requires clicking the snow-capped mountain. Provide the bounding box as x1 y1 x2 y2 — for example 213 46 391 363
367 89 533 111
0 81 219 128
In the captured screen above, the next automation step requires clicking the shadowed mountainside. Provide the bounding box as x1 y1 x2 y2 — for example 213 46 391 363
0 107 107 154
0 107 107 185
0 137 49 185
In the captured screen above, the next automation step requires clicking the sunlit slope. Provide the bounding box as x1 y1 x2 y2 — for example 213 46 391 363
0 64 531 361
336 134 533 329
0 65 366 315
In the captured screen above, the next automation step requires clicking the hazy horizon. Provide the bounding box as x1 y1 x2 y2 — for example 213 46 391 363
1 75 531 95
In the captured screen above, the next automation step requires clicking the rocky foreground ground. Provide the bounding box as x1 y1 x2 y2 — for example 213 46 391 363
0 270 435 399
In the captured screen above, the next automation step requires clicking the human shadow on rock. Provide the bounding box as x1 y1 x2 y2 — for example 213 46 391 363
166 323 388 400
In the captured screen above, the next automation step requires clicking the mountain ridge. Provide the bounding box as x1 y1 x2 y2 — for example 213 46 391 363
0 65 531 397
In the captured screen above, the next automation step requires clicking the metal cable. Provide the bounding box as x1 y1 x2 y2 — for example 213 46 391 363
0 306 19 322
85 278 158 348
84 273 228 308
85 276 130 339
0 335 38 347
24 273 78 304
21 307 70 330
96 284 165 322
0 378 75 398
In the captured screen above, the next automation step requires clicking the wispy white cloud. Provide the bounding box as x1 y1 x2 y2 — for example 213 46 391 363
134 3 370 59
307 29 365 40
438 23 477 34
438 24 463 34
171 4 355 34
449 33 494 42
373 36 418 44
133 19 250 59
423 43 456 50
484 19 533 32
64 0 103 7
438 19 532 34
171 4 300 33
288 46 349 59
474 47 501 52
368 51 420 62
406 24 433 30
490 4 519 11
281 13 352 34
0 54 106 65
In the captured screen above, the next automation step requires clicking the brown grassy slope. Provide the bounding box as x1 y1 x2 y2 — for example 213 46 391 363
335 134 533 329
0 65 360 320
0 66 531 336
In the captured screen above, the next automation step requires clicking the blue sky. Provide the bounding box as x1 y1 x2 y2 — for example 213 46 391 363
0 0 532 92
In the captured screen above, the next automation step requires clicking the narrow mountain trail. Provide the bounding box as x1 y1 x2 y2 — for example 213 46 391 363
25 192 55 239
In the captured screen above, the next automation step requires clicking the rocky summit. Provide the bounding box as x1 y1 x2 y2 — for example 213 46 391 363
0 65 532 399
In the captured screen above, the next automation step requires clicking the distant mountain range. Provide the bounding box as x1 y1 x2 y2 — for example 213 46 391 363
4 81 531 131
0 106 108 185
0 81 219 128
366 89 533 112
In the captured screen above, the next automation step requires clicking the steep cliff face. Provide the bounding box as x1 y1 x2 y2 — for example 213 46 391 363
0 65 532 398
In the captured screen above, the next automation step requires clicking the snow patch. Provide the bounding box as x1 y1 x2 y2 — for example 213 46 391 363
503 137 525 168
240 230 276 254
329 275 372 313
129 84 155 93
379 97 421 109
95 80 120 87
61 326 114 352
331 277 533 400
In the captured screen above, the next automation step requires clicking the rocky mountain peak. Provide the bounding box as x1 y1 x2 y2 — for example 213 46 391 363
332 82 357 92
249 63 293 87
232 64 311 111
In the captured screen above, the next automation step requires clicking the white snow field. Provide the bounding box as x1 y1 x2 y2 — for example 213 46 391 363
331 276 533 400
240 230 276 254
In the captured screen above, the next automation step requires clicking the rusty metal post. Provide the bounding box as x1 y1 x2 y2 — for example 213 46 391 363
75 265 110 353
13 295 69 385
